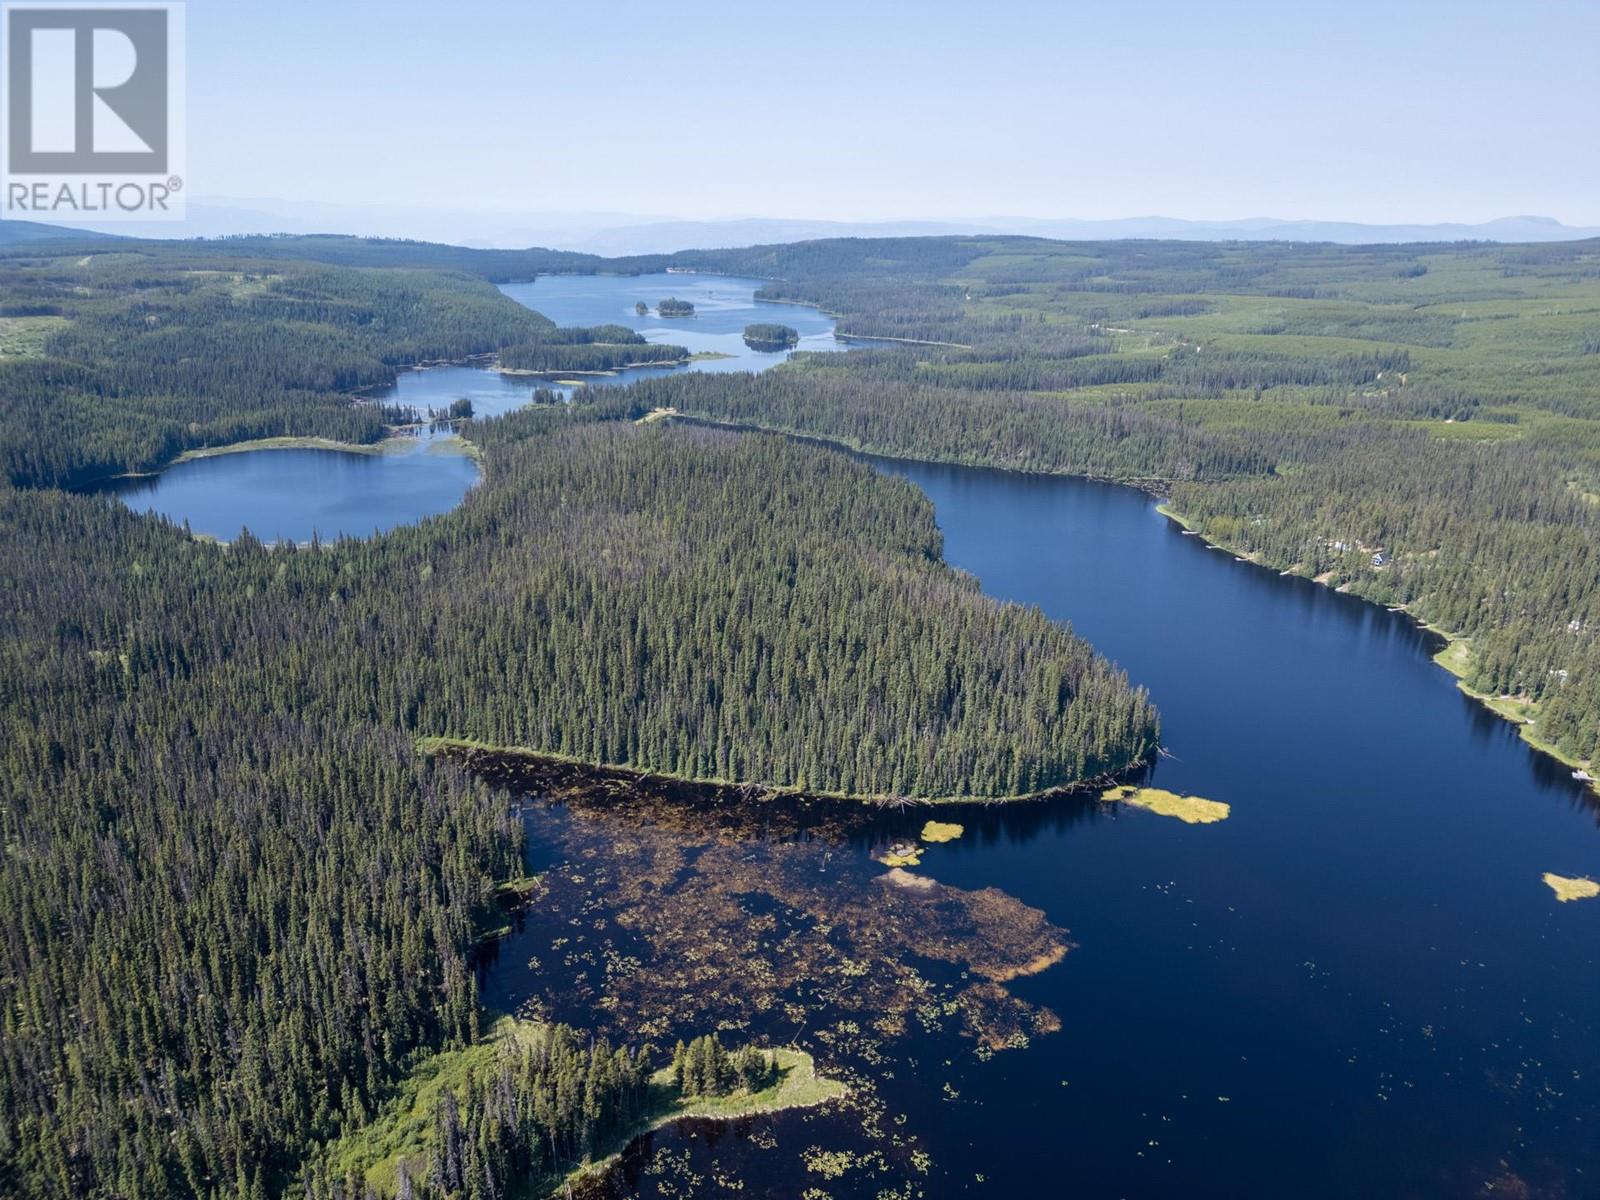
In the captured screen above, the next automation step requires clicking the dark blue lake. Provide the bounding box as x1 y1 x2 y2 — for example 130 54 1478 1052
861 459 1600 1199
481 459 1600 1200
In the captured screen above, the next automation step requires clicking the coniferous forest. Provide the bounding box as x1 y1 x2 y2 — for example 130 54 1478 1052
6 228 1600 1197
0 236 1156 1198
302 1025 654 1200
645 235 1600 766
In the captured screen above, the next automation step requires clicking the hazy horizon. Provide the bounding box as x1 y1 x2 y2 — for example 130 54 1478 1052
71 196 1600 254
186 0 1600 228
187 195 1599 229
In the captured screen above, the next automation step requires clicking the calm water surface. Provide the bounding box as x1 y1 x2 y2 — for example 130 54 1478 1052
862 460 1600 1198
107 273 839 541
499 271 842 374
482 461 1600 1199
103 444 481 544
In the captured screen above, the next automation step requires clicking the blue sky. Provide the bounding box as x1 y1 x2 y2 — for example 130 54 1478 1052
190 0 1600 223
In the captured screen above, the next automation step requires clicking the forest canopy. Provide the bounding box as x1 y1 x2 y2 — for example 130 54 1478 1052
10 227 1600 1199
649 233 1600 767
0 237 1159 1198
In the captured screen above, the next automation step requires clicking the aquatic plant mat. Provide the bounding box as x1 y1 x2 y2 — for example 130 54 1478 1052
1100 785 1230 825
462 754 1083 1197
1542 872 1600 903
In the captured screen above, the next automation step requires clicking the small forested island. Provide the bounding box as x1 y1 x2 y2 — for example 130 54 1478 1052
742 321 800 351
634 299 648 315
656 296 695 316
498 340 685 373
498 320 687 374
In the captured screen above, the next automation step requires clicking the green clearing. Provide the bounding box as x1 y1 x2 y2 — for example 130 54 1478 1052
319 1016 843 1198
0 314 67 357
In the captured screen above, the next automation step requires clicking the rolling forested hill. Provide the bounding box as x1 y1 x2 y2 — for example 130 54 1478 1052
636 235 1600 768
0 245 688 487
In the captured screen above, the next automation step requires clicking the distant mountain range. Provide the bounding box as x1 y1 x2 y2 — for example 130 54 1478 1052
0 218 120 245
4 206 1597 253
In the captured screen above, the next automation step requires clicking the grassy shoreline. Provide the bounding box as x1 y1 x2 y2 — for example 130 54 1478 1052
94 430 485 482
560 1046 844 1197
315 1016 844 1199
76 434 400 485
1429 636 1595 785
1153 504 1599 792
419 735 1150 807
173 434 413 461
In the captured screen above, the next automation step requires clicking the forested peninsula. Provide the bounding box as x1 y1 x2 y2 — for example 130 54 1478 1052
0 237 1156 1198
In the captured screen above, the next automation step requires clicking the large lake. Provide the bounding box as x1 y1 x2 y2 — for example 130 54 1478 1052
481 462 1600 1199
861 460 1600 1197
105 273 842 542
